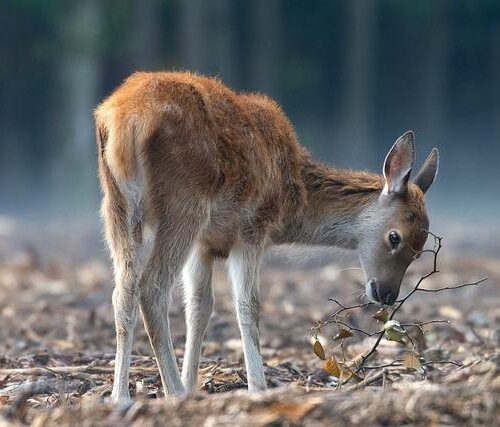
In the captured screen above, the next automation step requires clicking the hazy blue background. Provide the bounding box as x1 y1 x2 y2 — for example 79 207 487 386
1 0 499 227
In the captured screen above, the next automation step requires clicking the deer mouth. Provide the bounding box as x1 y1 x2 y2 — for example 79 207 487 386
367 278 398 305
367 278 380 302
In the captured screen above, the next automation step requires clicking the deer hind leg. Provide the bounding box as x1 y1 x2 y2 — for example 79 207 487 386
181 245 214 392
227 242 267 392
102 184 148 404
139 199 208 397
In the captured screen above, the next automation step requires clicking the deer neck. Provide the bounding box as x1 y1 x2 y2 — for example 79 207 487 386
282 160 385 248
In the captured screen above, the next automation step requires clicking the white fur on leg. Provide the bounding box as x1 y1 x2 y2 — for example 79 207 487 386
138 201 209 398
228 243 267 392
181 246 214 392
109 222 153 404
110 269 139 403
140 272 186 397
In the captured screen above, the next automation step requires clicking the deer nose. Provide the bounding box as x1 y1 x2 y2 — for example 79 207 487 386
369 279 397 305
379 288 397 305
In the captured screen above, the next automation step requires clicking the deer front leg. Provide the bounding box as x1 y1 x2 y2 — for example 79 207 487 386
227 243 267 392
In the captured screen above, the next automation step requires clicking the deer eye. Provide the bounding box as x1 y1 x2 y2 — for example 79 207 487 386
389 231 401 248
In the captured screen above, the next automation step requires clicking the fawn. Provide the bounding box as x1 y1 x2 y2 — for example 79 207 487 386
94 71 438 403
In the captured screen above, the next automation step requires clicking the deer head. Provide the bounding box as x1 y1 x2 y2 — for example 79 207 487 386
359 131 439 305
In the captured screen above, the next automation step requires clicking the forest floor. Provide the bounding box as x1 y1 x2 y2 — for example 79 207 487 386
0 218 498 426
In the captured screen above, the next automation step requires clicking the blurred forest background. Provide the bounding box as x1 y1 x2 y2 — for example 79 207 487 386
1 0 499 226
1 3 499 423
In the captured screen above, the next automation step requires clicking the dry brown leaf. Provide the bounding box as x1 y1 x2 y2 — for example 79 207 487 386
313 340 326 360
338 365 361 382
324 355 341 377
404 351 423 373
335 354 366 382
372 308 389 322
333 328 354 341
348 353 365 371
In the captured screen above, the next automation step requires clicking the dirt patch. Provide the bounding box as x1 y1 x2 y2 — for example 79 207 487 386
0 226 499 425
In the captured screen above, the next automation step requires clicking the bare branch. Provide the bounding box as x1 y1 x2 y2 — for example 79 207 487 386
401 320 451 328
389 233 443 320
328 299 372 319
312 229 488 385
364 360 462 370
334 320 382 337
416 278 488 293
0 365 159 377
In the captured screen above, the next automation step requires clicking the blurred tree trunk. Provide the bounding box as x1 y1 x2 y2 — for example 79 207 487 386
0 4 43 207
337 0 376 168
51 0 103 212
421 1 450 141
494 28 500 158
129 0 161 69
250 0 282 95
211 0 237 85
180 0 236 85
179 0 208 73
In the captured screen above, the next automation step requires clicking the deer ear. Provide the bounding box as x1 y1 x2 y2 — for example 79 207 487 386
382 131 415 196
414 148 439 194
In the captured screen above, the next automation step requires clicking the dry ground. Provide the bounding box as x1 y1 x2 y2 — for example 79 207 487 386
0 218 498 426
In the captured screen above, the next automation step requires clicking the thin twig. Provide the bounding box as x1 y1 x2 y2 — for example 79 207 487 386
390 234 443 320
422 360 462 367
416 278 488 293
312 230 487 384
0 365 159 377
342 369 386 391
328 299 372 319
364 360 462 369
363 360 403 370
334 320 382 337
401 320 451 327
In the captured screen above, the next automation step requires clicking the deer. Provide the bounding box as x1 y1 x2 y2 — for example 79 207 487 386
94 71 439 403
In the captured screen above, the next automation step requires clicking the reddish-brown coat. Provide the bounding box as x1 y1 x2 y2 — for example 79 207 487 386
95 72 438 400
95 71 428 257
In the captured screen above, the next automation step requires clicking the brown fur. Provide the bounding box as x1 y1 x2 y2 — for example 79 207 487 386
94 72 434 400
95 71 430 254
97 74 300 244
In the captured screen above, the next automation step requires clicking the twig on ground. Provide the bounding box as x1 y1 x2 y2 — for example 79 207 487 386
0 365 159 378
343 369 387 391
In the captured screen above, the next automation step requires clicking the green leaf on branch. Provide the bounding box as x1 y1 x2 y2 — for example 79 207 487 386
384 320 406 342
